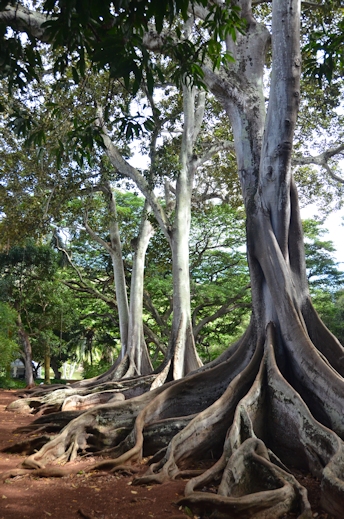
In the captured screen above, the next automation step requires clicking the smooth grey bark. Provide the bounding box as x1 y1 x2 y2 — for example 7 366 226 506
126 200 154 376
166 84 204 380
101 181 130 358
96 85 205 381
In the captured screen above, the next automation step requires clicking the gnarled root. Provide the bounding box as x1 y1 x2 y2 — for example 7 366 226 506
19 331 255 470
61 391 125 411
135 324 344 518
7 374 156 416
179 438 312 519
10 318 344 518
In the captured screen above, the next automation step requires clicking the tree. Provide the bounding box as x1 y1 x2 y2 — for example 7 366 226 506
0 241 59 386
303 218 344 291
70 185 155 381
303 219 344 347
95 81 207 381
3 1 344 518
0 302 18 376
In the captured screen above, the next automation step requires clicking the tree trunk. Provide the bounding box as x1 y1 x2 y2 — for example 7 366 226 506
168 183 202 379
44 350 51 384
17 315 35 389
98 85 204 382
79 182 155 386
50 357 62 380
167 84 204 380
105 182 130 359
126 200 154 377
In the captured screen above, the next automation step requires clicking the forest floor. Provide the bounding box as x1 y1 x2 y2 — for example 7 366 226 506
0 389 336 519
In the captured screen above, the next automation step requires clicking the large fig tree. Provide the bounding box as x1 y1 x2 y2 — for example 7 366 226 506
2 0 344 517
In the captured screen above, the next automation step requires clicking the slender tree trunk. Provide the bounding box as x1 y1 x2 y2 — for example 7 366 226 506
104 182 130 358
44 347 51 384
99 86 205 381
17 315 35 388
126 201 154 376
169 178 202 379
159 84 205 380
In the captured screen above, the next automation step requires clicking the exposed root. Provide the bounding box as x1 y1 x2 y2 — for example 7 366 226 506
4 435 52 455
7 374 156 416
108 464 140 476
61 391 125 411
134 323 344 518
0 465 85 481
7 314 344 518
18 332 255 472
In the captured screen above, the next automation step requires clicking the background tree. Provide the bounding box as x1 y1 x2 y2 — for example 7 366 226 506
303 218 344 346
0 302 18 377
0 241 77 384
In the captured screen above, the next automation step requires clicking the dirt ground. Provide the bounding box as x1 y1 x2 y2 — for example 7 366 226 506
0 390 336 519
0 390 190 519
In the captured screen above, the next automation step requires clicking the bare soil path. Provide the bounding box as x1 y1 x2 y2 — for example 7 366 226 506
0 390 189 519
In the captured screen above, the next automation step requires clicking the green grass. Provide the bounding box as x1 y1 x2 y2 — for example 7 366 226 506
0 376 27 389
0 377 72 389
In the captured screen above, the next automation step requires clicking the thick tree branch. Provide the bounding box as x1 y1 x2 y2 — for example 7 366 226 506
62 280 116 307
142 323 167 355
0 4 50 40
293 143 344 183
96 108 172 244
195 140 235 168
55 236 116 307
83 219 113 255
143 290 171 333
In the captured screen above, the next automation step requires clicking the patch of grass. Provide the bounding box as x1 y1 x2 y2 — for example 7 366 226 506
82 361 112 379
0 377 27 389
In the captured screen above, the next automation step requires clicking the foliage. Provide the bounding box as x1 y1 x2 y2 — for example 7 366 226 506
303 218 344 291
82 359 113 380
311 288 344 346
303 219 344 345
0 240 83 369
0 302 19 375
0 376 26 389
0 0 245 94
303 1 344 85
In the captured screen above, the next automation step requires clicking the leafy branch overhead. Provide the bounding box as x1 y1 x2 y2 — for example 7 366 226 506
0 0 244 94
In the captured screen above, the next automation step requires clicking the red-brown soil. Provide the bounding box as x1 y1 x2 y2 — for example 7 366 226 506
0 390 189 519
0 390 335 519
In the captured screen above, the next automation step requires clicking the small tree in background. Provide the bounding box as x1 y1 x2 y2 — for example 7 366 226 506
0 302 18 378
